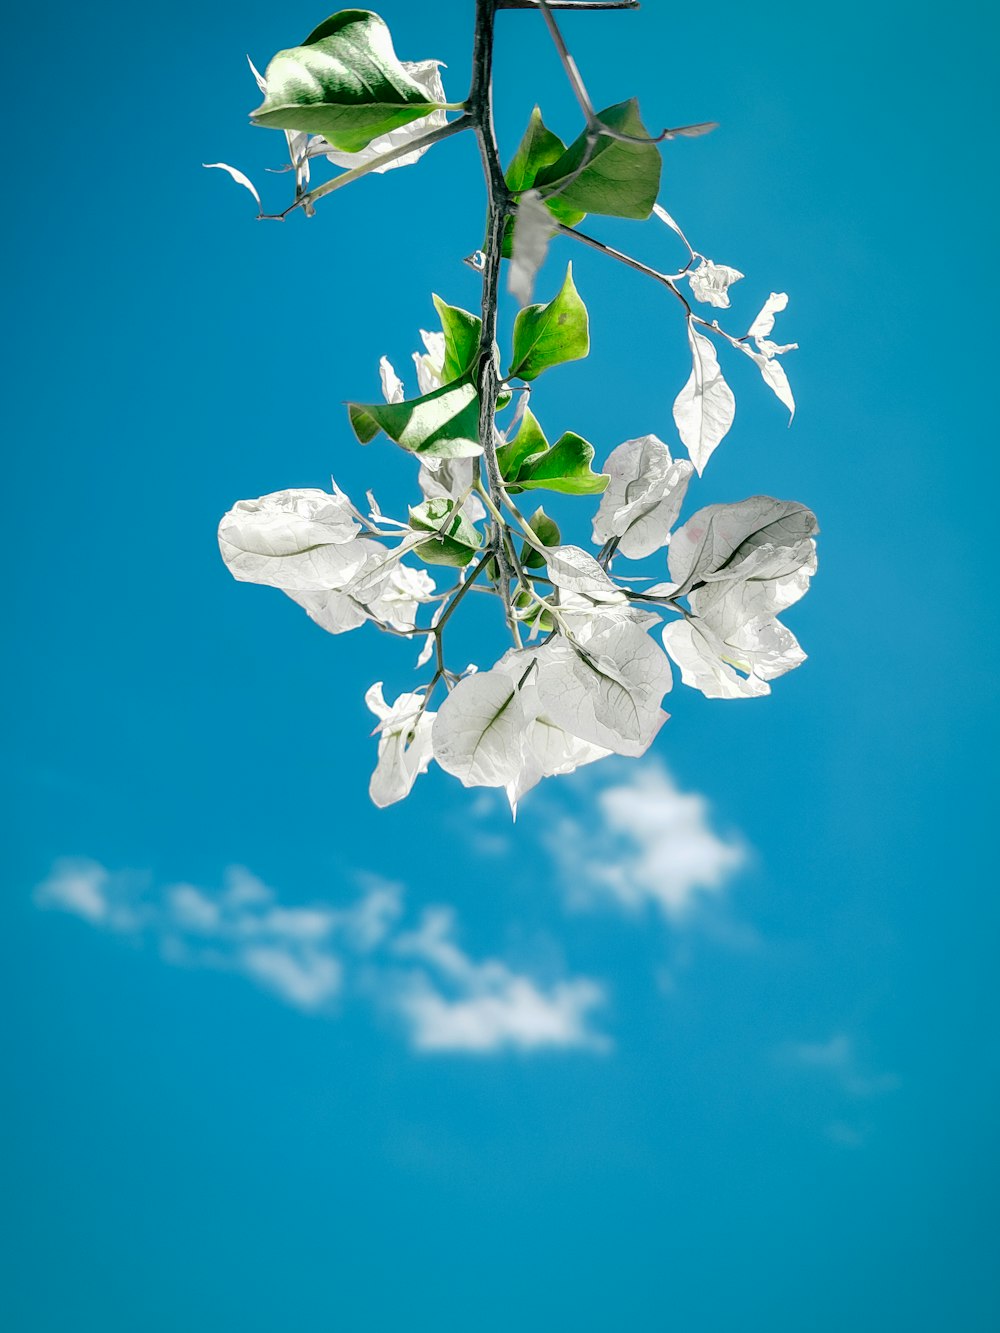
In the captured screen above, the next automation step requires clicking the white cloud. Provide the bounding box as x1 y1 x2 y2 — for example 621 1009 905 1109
540 760 746 918
392 908 608 1053
782 1033 899 1098
34 857 141 931
239 945 342 1010
32 861 604 1052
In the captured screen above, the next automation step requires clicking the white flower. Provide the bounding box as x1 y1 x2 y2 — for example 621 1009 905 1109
366 564 437 631
740 292 799 419
365 684 436 807
662 498 818 699
592 434 693 559
688 260 744 309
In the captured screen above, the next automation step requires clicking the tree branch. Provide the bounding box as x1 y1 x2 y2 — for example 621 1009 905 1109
497 1 640 9
468 0 520 639
556 222 693 313
262 115 473 220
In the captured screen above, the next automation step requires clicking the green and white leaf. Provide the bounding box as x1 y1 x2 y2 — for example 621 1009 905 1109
520 507 561 570
409 497 483 567
250 10 444 154
348 378 482 458
312 57 448 170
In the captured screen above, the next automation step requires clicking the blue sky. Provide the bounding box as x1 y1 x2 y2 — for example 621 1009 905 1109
4 0 998 1329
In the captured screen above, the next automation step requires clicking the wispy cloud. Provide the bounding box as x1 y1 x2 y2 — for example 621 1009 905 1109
538 759 746 919
391 908 608 1053
781 1033 899 1099
778 1033 899 1147
34 860 606 1053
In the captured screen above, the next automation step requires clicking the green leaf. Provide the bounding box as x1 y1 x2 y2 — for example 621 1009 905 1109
508 264 589 382
514 589 554 633
502 108 585 256
431 295 482 382
498 408 608 497
409 498 483 567
250 10 441 153
502 108 582 260
517 431 609 496
347 379 482 458
496 406 548 484
532 99 662 221
520 507 561 569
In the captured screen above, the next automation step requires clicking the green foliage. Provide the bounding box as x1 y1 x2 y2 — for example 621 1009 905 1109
533 100 662 221
348 379 482 458
520 507 561 569
432 296 482 381
409 497 483 567
508 265 589 382
503 107 586 255
250 9 441 153
497 407 608 497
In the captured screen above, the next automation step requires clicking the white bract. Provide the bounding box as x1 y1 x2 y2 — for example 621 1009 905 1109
661 497 818 698
218 486 434 636
673 323 736 475
366 684 436 807
592 434 693 559
741 291 798 419
510 189 557 307
688 260 744 309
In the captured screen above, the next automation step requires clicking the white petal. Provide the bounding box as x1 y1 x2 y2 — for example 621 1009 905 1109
418 456 486 522
747 292 789 344
688 260 744 310
203 162 261 211
667 497 818 595
246 55 268 94
379 356 406 404
509 189 557 307
218 489 367 591
592 433 694 559
672 323 736 475
534 624 671 757
661 619 770 700
546 546 625 604
365 687 436 807
413 329 447 395
288 588 369 634
740 344 796 420
653 202 689 247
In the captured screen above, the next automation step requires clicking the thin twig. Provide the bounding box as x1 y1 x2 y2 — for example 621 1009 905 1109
498 1 640 10
556 223 693 313
261 116 473 220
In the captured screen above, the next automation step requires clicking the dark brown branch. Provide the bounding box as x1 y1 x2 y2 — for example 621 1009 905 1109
498 1 639 9
468 0 519 636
